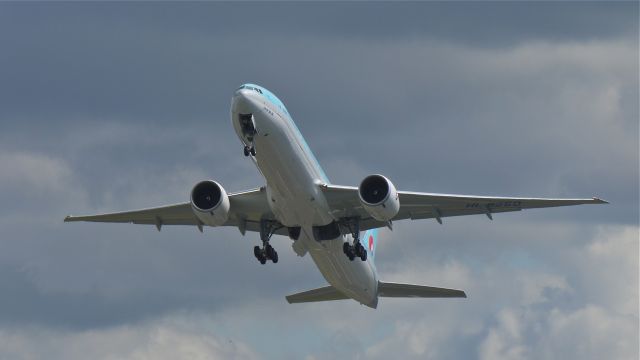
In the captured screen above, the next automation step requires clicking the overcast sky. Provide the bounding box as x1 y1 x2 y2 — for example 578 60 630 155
0 2 637 359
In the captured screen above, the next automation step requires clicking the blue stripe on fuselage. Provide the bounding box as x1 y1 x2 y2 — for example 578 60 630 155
244 83 330 183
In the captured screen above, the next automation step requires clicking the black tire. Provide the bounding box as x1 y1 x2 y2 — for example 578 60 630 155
244 146 250 157
253 246 261 258
348 253 355 261
360 250 367 261
272 251 279 263
343 242 351 255
354 243 363 257
259 257 267 265
250 147 256 156
266 245 275 259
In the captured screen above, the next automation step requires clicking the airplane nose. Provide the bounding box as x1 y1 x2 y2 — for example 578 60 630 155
233 88 250 104
232 88 255 113
234 88 250 99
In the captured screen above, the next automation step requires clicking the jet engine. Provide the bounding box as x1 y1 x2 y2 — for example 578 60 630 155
358 174 400 222
190 180 230 226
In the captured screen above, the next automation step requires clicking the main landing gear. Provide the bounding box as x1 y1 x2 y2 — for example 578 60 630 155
341 218 367 262
254 219 282 264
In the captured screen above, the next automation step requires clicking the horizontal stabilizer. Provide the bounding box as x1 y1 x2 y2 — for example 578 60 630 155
286 285 349 304
378 281 466 298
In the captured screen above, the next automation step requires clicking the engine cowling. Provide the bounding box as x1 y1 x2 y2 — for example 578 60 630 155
358 174 400 222
190 180 230 226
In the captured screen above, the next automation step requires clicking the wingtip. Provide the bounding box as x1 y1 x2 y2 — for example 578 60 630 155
592 197 609 204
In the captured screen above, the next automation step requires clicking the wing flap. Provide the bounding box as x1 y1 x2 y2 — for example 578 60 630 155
286 286 349 304
378 282 466 298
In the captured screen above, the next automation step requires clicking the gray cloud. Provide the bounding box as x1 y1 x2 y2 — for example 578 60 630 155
0 2 637 359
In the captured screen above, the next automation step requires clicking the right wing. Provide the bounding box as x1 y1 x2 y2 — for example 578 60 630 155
64 187 288 235
321 184 607 231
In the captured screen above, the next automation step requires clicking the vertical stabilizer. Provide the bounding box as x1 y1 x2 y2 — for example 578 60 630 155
362 228 379 261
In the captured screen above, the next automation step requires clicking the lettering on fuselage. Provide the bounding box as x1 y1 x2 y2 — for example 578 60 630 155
465 201 521 208
263 106 275 117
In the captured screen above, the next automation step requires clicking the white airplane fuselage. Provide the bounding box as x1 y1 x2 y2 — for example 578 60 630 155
231 86 379 308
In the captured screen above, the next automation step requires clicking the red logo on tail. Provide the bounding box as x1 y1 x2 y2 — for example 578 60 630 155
368 235 374 251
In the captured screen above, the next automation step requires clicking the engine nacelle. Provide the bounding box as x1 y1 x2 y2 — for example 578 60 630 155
358 174 400 222
190 180 230 226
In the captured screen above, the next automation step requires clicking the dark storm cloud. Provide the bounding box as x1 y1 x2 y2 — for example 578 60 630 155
0 2 636 121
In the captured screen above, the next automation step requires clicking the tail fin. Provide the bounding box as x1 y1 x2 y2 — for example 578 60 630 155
378 282 467 298
362 228 379 261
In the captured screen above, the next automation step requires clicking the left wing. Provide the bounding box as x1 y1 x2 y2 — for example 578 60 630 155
321 184 607 231
64 188 288 235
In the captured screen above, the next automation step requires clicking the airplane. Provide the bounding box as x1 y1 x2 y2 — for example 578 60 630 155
64 83 607 308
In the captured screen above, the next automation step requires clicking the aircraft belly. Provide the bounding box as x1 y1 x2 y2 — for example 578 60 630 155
253 112 332 227
234 98 377 306
305 233 378 306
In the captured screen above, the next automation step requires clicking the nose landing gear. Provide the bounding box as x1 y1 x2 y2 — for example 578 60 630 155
243 145 256 157
239 114 257 157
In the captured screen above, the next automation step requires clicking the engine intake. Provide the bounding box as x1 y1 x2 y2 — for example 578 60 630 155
358 174 400 222
190 180 230 226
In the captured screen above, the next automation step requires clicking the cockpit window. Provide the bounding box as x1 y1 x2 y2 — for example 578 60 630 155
237 85 262 94
237 84 289 117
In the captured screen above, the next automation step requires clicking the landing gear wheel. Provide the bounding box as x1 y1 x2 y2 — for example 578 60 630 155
255 219 283 265
343 242 351 255
250 147 256 156
244 146 251 157
343 242 355 261
355 243 367 261
265 244 276 260
339 216 366 261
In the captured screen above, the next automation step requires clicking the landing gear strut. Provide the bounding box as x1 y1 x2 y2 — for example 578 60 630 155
341 217 367 261
240 114 257 157
254 219 282 264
